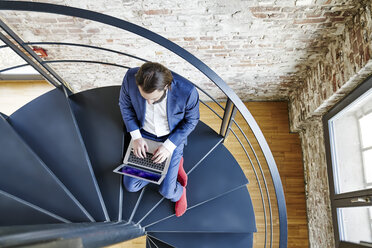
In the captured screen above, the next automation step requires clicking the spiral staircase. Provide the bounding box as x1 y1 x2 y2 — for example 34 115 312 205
0 1 287 247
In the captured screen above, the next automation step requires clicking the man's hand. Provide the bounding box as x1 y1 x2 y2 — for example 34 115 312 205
152 145 171 164
133 138 148 158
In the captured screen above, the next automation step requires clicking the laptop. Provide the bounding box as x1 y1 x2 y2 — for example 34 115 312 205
113 138 173 185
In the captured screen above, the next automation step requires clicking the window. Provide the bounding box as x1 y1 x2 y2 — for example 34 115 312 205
360 113 372 187
324 75 372 247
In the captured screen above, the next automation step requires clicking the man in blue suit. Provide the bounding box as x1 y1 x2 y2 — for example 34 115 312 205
119 62 200 217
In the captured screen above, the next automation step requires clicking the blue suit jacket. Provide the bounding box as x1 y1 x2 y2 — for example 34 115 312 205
119 67 200 147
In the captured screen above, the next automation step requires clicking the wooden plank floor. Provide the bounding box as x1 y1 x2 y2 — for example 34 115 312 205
0 81 54 115
109 101 309 248
0 81 308 247
240 102 308 248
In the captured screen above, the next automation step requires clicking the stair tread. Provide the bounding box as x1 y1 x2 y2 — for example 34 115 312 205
69 86 125 221
138 143 248 227
0 222 141 247
0 222 111 237
131 121 223 224
146 236 152 248
182 121 223 174
146 186 256 233
148 232 253 248
122 188 144 222
0 113 8 119
0 115 91 222
9 88 106 221
148 236 174 248
0 190 65 226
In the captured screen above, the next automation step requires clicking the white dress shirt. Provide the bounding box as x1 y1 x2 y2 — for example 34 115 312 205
130 90 177 153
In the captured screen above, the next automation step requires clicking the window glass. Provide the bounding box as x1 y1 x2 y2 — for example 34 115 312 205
359 113 372 149
338 207 372 244
362 149 372 184
329 87 372 194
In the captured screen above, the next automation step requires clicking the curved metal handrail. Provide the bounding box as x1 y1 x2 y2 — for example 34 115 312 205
42 60 130 69
0 1 287 247
0 60 129 73
199 99 223 120
229 127 270 245
0 42 225 113
0 55 278 248
24 42 148 62
196 87 271 246
0 64 29 73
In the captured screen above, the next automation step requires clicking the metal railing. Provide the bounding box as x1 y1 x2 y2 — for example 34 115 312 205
0 1 287 247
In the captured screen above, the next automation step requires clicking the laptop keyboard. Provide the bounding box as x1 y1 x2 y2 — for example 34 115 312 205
128 150 166 171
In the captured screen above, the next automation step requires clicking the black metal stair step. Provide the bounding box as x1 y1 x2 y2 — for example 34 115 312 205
146 236 152 248
8 88 107 221
0 115 91 222
148 236 174 248
0 223 109 237
0 112 8 119
182 121 223 174
0 190 66 226
0 222 143 248
127 121 223 223
122 187 144 223
146 186 256 233
148 232 254 248
137 143 248 227
69 86 125 221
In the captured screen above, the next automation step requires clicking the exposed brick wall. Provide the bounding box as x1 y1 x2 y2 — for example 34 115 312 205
0 40 28 71
300 117 334 248
289 1 372 247
0 0 358 101
290 1 372 130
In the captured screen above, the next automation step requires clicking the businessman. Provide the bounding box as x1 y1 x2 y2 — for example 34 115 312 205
119 62 200 217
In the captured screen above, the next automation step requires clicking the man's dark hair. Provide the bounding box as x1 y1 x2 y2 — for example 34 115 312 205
135 62 173 93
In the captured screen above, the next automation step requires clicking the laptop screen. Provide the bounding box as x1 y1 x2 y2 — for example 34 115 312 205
120 166 161 182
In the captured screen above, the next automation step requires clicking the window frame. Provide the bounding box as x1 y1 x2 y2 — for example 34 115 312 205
323 74 372 248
